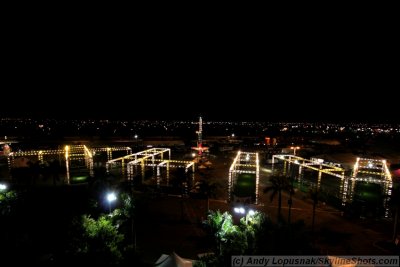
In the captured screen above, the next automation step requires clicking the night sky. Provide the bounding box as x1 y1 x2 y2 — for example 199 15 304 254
1 21 397 123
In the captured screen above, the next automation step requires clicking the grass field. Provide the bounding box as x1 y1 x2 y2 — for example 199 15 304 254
233 173 256 198
353 182 383 203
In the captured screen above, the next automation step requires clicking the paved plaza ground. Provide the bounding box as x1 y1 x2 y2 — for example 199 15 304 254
133 150 397 264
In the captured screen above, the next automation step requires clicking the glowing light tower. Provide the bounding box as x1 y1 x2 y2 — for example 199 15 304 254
197 116 203 156
192 116 208 156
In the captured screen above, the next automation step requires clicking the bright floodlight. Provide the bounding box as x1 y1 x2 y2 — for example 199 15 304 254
134 134 138 139
234 207 245 214
248 209 255 216
368 163 373 168
0 183 7 190
107 192 117 203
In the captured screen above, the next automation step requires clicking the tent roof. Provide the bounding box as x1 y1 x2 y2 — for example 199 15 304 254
155 252 193 267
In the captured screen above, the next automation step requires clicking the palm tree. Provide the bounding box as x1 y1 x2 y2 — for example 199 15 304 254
264 175 291 222
309 187 319 236
287 177 295 224
204 210 235 255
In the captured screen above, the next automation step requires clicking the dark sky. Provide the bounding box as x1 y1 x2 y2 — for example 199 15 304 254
1 19 397 123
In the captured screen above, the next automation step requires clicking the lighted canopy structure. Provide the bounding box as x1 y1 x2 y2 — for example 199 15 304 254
272 155 345 184
106 148 171 178
228 151 260 204
352 157 392 217
272 154 393 217
92 146 132 161
8 145 132 184
272 154 347 205
65 145 94 184
5 137 196 188
106 148 195 186
8 149 65 168
8 146 131 168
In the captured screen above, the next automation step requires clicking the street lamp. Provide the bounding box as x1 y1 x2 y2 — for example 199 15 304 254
234 207 245 214
106 192 117 214
0 183 7 191
290 146 300 155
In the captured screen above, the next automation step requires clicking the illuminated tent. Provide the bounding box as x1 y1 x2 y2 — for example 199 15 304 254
154 252 193 267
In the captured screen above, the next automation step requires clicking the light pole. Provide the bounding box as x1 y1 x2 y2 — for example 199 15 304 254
106 192 117 215
288 176 294 225
290 146 300 156
134 135 138 148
